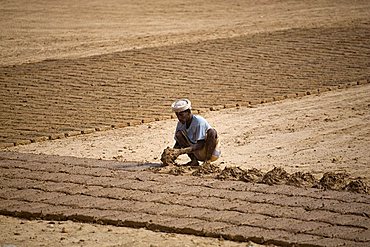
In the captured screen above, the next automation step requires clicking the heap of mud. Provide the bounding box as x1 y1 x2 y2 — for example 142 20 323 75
149 164 369 194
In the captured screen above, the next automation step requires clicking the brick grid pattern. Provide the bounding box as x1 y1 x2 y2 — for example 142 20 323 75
1 23 370 147
0 152 369 246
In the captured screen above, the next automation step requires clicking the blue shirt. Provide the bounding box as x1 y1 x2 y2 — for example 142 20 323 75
175 115 212 144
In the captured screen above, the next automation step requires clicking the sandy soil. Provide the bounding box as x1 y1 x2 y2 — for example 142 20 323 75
1 0 369 66
0 215 263 247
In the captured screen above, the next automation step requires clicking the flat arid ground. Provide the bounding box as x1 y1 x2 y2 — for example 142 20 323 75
1 0 370 246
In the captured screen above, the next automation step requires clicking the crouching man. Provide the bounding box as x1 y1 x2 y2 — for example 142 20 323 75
171 99 221 166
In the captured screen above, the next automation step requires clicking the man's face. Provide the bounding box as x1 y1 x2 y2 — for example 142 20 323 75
176 110 191 124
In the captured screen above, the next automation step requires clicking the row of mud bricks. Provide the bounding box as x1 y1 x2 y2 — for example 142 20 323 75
1 80 368 149
0 152 369 246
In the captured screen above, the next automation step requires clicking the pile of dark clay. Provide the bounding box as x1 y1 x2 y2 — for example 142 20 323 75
149 164 369 194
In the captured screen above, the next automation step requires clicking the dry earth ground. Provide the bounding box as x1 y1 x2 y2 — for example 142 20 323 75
1 0 370 246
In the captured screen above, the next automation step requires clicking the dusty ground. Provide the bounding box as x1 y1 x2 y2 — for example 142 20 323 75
1 0 369 66
1 0 370 246
1 215 259 247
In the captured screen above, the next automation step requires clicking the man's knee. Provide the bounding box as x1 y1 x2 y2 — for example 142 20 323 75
175 130 190 148
175 130 184 141
206 128 217 140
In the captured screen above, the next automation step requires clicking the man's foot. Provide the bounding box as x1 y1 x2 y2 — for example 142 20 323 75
184 159 200 166
202 160 211 166
173 147 193 156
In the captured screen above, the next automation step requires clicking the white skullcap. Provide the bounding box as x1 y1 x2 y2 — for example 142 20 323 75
171 99 192 112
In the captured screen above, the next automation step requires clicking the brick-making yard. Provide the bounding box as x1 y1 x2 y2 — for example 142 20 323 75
1 1 370 246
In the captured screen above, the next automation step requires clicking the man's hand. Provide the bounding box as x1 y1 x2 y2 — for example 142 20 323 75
161 147 192 166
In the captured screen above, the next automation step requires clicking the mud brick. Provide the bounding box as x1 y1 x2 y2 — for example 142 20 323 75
0 187 26 200
138 191 169 203
141 118 155 123
0 142 15 148
272 95 285 101
285 93 297 99
305 189 370 204
261 98 274 103
173 207 214 220
206 179 248 191
8 189 61 202
194 221 233 237
127 120 142 126
320 214 370 229
61 173 92 184
221 225 322 245
64 130 81 137
107 177 146 189
125 180 161 191
32 181 78 193
123 190 157 202
1 177 43 190
350 229 370 242
0 167 19 178
234 202 304 219
321 201 370 216
13 139 32 146
304 238 369 247
87 187 131 199
223 103 237 109
158 203 195 218
95 197 135 210
46 194 91 207
7 202 47 219
306 224 367 240
210 211 269 226
184 196 243 211
148 203 190 216
12 202 50 215
164 194 198 206
105 199 149 212
181 186 214 197
244 192 280 204
0 199 27 212
257 217 328 234
210 105 224 111
0 158 24 169
95 125 112 131
191 187 221 197
130 213 177 229
70 185 105 195
39 204 74 218
160 217 207 235
201 189 251 202
253 184 314 197
153 183 190 195
150 173 193 184
178 177 217 187
30 136 50 142
49 133 65 140
134 170 165 180
292 208 338 222
271 194 325 209
203 188 250 201
61 208 118 222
